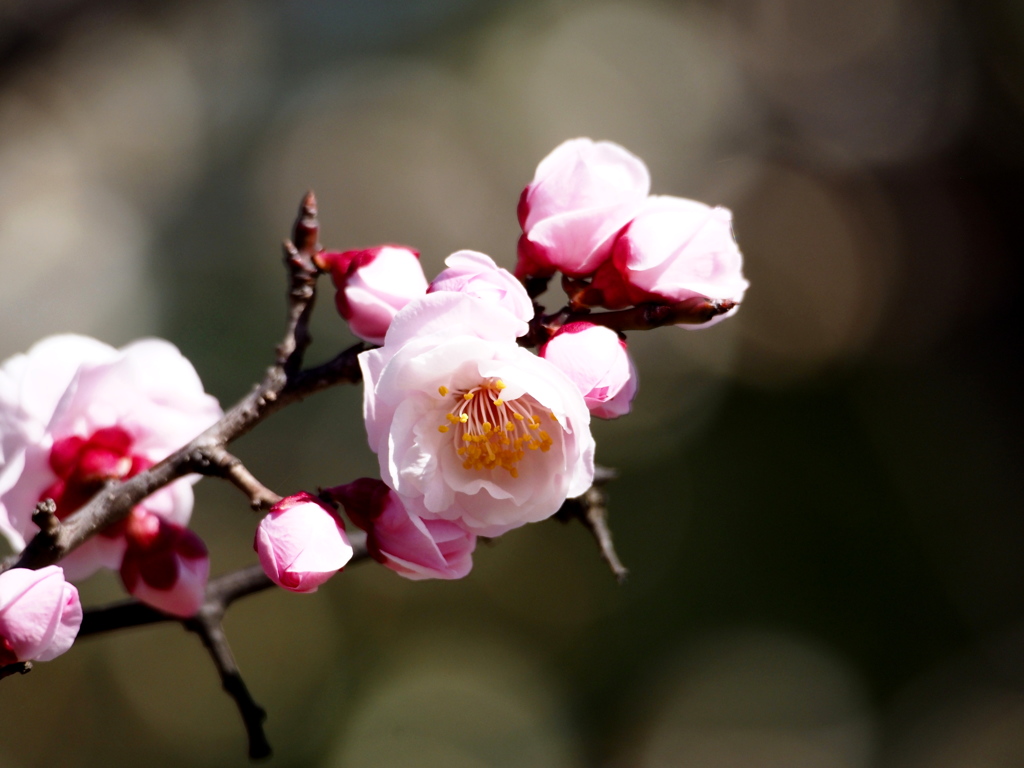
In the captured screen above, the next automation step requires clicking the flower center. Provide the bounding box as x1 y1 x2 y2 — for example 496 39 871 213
40 426 151 530
437 378 554 478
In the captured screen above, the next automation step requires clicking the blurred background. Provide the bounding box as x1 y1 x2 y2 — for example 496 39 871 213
0 0 1022 765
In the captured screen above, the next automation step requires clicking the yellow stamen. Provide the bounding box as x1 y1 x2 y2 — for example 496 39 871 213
438 425 449 433
438 385 449 396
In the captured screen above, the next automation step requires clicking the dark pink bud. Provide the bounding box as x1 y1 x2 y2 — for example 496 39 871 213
120 511 209 617
329 479 475 581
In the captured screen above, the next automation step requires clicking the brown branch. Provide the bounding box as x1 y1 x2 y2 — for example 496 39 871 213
1 195 368 576
565 297 737 332
194 447 282 512
0 661 32 680
77 533 369 759
184 606 271 760
555 466 627 583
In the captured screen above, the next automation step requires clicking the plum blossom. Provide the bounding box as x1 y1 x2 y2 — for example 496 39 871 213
120 510 210 618
540 322 638 419
517 138 650 279
360 292 594 537
591 196 749 326
329 478 475 581
317 245 428 344
0 334 222 580
254 492 353 593
0 565 81 664
428 250 533 326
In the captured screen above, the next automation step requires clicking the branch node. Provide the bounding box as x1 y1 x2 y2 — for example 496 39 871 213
0 661 33 680
31 498 61 537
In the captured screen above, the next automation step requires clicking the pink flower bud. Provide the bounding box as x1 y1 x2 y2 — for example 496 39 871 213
329 478 476 581
0 565 82 663
594 196 749 327
254 492 353 593
120 511 210 617
517 138 650 279
318 245 428 344
428 250 534 329
540 322 638 419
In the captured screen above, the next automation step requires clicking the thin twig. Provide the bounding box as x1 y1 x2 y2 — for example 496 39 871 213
194 447 282 511
555 469 627 583
0 661 32 680
565 297 737 332
184 607 271 760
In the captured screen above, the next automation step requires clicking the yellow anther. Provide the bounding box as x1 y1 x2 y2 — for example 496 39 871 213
482 422 492 433
438 385 449 396
495 380 506 390
493 399 504 406
438 425 449 433
505 422 514 431
510 468 519 478
460 414 469 423
463 392 474 401
513 412 525 421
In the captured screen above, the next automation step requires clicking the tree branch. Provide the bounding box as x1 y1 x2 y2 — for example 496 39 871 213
194 447 282 512
1 194 368 575
566 297 737 332
184 607 271 760
0 661 32 680
555 467 627 582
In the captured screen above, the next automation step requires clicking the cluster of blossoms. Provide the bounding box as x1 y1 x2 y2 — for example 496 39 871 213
0 138 746 668
258 138 747 589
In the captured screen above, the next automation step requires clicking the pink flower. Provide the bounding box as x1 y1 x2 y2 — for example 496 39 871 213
592 196 749 326
317 245 428 344
540 323 638 419
0 565 82 664
254 492 353 593
517 138 650 279
329 478 475 581
0 334 222 580
360 292 595 537
120 510 209 618
428 250 534 326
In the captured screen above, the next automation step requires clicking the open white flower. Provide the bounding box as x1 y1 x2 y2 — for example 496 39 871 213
360 292 594 537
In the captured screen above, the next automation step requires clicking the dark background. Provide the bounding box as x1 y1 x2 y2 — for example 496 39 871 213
0 0 1021 766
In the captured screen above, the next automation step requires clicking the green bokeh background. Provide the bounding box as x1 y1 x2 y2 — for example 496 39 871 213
1 1 1022 766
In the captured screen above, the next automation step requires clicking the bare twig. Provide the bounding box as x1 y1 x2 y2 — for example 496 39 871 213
194 447 282 511
184 607 271 760
565 297 737 332
555 468 627 582
0 661 32 680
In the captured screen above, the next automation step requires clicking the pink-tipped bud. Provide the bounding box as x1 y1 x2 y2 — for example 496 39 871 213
328 479 475 581
255 492 353 594
593 196 748 327
516 138 650 279
428 250 534 327
0 565 82 664
540 322 638 419
317 245 428 344
120 511 209 617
